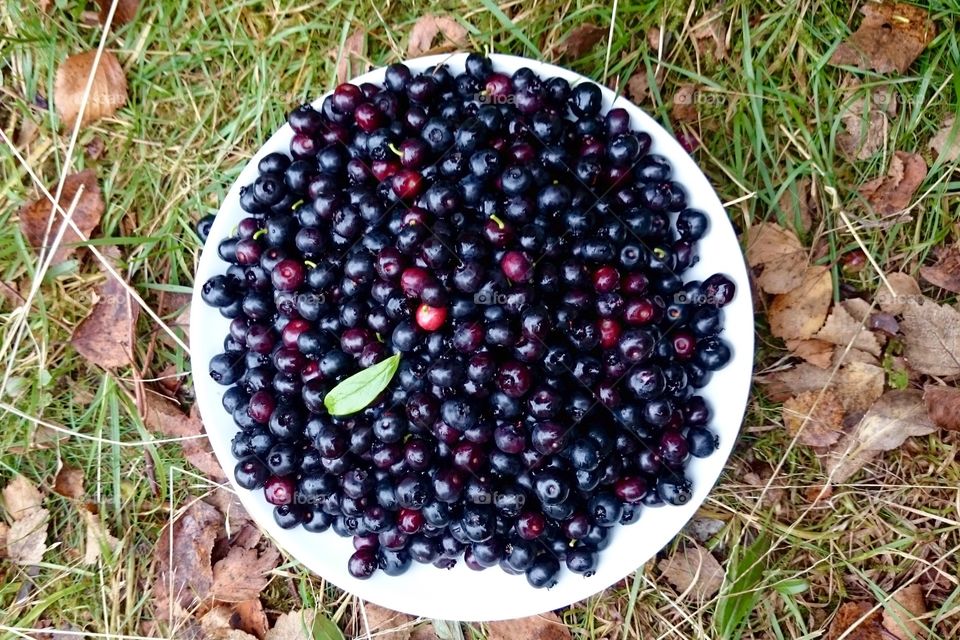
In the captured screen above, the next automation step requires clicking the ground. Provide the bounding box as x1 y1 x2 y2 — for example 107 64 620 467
1 1 959 639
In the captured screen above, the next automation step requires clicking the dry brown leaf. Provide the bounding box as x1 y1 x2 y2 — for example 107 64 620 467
6 507 50 565
54 50 127 129
152 500 221 615
657 544 724 600
922 385 960 432
829 2 935 74
882 584 927 640
0 521 8 558
550 24 606 60
691 7 727 59
746 222 809 294
760 361 885 414
334 31 367 85
265 610 316 640
782 390 846 447
647 27 662 51
210 542 281 603
826 602 885 640
18 169 104 266
815 304 882 356
899 298 960 376
824 390 936 484
486 613 572 640
53 465 85 500
201 606 259 640
832 347 880 368
671 84 699 123
877 273 922 315
81 507 119 564
406 16 468 58
360 603 415 640
71 248 139 369
768 266 833 341
409 625 438 640
859 151 927 216
143 395 225 480
785 339 834 368
206 487 252 529
837 82 897 161
929 117 960 162
95 0 139 25
2 474 44 519
919 244 960 294
841 298 874 324
623 66 664 104
234 600 269 640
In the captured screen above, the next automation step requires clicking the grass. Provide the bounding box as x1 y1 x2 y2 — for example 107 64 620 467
2 0 960 638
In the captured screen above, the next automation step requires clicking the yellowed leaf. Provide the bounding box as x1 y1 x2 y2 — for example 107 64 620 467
768 266 833 341
7 507 49 565
746 222 809 294
782 389 846 447
54 50 127 129
2 474 44 520
815 304 882 356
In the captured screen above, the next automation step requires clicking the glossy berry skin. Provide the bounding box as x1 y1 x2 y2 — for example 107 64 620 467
348 548 379 579
416 304 448 331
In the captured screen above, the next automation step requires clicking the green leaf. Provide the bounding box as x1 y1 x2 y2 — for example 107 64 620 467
312 614 345 640
324 353 401 416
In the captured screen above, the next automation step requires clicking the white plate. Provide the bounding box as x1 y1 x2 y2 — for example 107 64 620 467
190 53 754 621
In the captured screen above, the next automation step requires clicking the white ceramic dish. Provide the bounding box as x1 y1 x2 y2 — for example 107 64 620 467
191 53 754 621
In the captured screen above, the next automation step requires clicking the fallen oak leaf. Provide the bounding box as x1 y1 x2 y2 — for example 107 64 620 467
899 298 960 376
824 390 936 484
549 24 606 60
929 117 960 162
825 602 885 640
814 303 882 356
829 2 936 74
922 385 960 432
53 464 85 499
210 542 281 603
858 151 927 216
54 50 127 129
333 30 367 85
486 612 572 640
746 222 809 294
768 266 833 341
2 474 44 519
71 247 140 369
406 15 468 58
18 169 104 266
782 389 846 447
919 244 960 294
882 584 927 640
657 543 724 600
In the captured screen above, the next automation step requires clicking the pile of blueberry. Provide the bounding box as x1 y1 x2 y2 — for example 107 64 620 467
198 53 735 588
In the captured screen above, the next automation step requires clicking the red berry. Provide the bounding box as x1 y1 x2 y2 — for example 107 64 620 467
392 169 424 199
263 476 294 505
598 318 622 349
416 304 448 331
400 267 431 297
281 318 311 347
371 159 400 181
501 250 533 282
